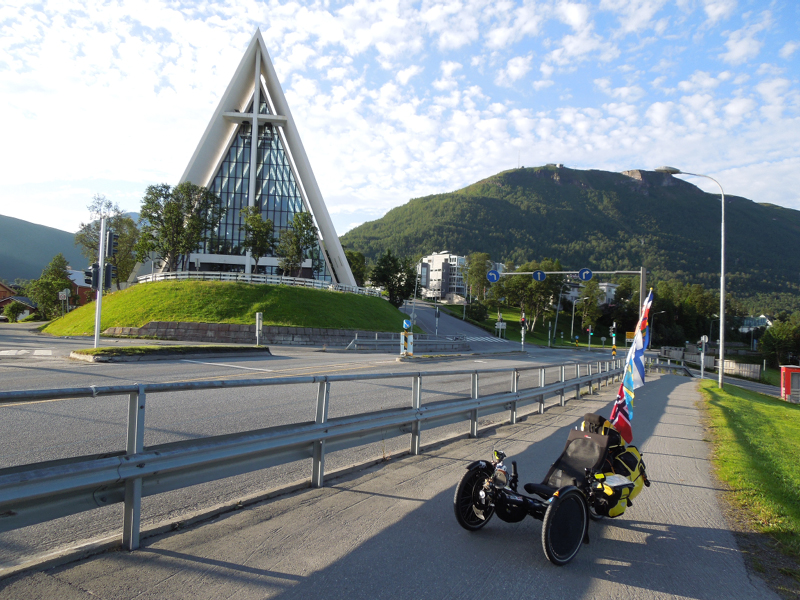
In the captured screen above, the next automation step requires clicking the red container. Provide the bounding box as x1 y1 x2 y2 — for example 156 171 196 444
780 366 800 403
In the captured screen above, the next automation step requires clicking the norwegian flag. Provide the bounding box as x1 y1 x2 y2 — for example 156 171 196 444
610 380 633 443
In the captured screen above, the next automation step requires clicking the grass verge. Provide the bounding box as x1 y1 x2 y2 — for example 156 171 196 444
699 379 800 596
73 345 271 357
44 281 411 337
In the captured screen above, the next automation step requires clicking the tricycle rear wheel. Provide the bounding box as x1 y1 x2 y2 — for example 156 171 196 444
541 487 588 565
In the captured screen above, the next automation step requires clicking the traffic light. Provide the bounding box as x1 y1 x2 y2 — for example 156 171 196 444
105 231 119 257
104 263 117 289
84 263 100 289
587 326 593 336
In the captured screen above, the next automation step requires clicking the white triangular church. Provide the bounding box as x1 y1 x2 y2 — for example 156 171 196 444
181 29 356 286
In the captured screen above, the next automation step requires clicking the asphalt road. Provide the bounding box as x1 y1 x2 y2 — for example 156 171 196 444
0 322 609 570
400 301 519 351
0 375 779 599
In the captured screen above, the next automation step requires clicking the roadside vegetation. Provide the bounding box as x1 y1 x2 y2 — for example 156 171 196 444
700 380 800 593
43 280 411 336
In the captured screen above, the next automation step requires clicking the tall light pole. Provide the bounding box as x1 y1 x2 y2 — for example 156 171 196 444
649 311 666 350
656 166 726 389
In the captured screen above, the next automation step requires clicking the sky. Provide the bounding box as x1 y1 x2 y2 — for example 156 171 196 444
1 0 799 238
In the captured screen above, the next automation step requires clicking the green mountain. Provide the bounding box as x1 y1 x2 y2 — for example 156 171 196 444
0 214 86 282
340 166 800 312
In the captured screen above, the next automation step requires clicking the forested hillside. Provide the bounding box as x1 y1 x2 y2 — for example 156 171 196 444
340 166 800 313
0 215 85 282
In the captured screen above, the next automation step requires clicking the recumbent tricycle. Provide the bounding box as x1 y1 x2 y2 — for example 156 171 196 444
453 413 650 565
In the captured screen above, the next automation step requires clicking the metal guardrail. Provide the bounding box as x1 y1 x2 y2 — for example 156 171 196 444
137 271 382 297
345 332 468 351
646 357 694 377
0 359 623 551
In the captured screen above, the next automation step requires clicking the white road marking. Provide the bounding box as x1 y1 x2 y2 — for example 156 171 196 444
464 336 510 343
180 359 273 372
0 349 52 356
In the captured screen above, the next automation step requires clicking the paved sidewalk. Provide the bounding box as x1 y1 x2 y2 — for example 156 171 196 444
0 376 779 600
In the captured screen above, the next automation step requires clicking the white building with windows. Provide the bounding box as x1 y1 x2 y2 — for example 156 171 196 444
419 252 505 302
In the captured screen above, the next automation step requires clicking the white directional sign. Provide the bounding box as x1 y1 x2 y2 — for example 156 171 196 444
486 270 500 283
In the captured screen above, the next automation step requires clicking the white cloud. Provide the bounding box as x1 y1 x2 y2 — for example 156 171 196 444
678 71 721 92
595 78 645 101
396 65 423 85
702 0 737 24
719 13 771 65
495 54 533 86
779 41 799 59
599 0 668 35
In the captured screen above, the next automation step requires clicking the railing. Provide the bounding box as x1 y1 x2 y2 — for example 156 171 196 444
345 331 468 351
137 271 382 297
0 359 622 552
646 357 695 377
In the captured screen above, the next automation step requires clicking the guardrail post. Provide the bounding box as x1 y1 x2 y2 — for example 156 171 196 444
575 364 581 399
537 368 545 414
510 370 519 424
470 373 479 438
559 365 566 406
411 375 422 455
312 380 331 487
123 384 146 551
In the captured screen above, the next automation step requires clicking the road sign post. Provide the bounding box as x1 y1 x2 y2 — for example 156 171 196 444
700 334 709 379
94 217 107 349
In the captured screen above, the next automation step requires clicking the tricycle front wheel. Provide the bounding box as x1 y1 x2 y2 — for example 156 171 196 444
453 469 494 531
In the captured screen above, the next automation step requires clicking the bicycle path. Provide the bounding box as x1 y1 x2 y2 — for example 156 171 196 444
0 375 778 599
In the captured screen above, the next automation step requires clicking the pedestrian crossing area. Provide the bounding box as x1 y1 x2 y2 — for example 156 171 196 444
465 336 511 343
0 349 53 356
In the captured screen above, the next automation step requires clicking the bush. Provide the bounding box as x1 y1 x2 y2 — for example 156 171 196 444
3 301 26 323
466 301 488 322
20 313 41 322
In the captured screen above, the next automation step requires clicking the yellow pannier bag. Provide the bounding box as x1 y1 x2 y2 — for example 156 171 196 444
613 445 646 500
591 473 635 517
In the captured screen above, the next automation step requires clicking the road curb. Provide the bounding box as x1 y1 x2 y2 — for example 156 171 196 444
69 348 272 363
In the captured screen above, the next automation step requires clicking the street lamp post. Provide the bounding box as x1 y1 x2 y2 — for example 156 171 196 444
649 311 666 350
656 166 726 389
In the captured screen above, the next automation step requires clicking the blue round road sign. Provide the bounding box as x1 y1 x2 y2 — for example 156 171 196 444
532 270 546 282
578 268 593 281
487 269 500 283
403 319 411 329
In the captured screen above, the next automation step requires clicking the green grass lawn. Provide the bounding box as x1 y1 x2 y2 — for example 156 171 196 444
44 281 412 337
700 379 800 563
762 367 781 387
438 303 616 349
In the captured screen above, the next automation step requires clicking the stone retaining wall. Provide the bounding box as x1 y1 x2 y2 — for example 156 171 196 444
104 322 469 351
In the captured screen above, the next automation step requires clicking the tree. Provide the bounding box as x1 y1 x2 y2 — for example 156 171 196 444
276 212 319 278
74 194 140 289
580 279 604 329
497 258 566 332
240 207 275 273
370 250 416 308
466 252 492 301
25 254 73 320
345 249 368 287
3 301 26 323
760 321 799 368
135 182 224 272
